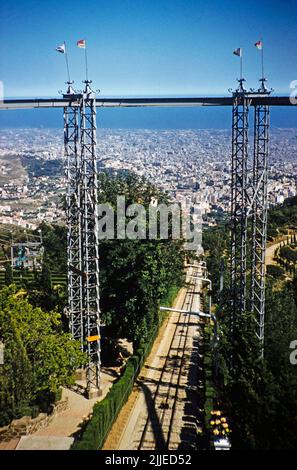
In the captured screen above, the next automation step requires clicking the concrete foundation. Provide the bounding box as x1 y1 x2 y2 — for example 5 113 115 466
87 388 102 399
75 369 86 381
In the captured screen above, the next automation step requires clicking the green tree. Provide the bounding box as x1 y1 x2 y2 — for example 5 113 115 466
0 285 86 425
25 263 57 311
4 263 13 286
0 326 35 425
98 172 185 350
35 223 67 274
40 263 52 292
206 197 297 449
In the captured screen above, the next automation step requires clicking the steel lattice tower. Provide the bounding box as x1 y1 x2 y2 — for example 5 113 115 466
64 85 84 348
250 82 270 356
64 81 101 396
230 80 250 332
79 80 101 394
230 76 271 356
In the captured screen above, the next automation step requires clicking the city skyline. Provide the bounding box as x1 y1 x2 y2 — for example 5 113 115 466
1 127 296 230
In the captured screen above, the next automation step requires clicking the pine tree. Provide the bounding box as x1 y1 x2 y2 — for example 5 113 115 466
40 262 52 293
4 263 13 286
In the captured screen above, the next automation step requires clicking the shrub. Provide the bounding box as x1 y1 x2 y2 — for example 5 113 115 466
266 265 285 278
72 349 142 450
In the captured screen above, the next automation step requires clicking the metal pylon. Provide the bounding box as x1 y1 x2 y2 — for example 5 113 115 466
230 82 250 333
64 81 101 395
79 80 101 394
64 84 84 347
250 99 270 356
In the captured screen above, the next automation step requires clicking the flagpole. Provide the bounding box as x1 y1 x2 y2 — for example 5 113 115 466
240 53 243 81
261 38 264 80
64 42 71 83
84 41 89 81
240 47 243 90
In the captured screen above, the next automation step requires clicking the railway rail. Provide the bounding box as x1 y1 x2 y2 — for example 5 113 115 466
136 267 203 450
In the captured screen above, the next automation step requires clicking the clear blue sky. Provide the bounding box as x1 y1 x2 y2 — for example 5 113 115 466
0 0 296 97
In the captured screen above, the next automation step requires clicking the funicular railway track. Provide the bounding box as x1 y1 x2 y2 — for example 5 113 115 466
137 268 202 450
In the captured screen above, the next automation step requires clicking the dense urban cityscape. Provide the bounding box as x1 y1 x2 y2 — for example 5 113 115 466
0 127 296 230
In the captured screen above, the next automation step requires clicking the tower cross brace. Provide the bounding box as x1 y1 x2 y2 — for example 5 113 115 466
230 81 270 356
230 91 250 333
250 103 270 356
64 82 101 395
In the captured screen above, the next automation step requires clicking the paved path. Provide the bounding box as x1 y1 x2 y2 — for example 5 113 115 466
0 439 19 450
265 233 297 267
16 436 74 451
0 367 118 451
266 240 283 267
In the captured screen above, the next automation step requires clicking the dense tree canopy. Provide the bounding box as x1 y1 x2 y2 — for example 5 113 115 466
0 285 86 426
21 173 184 350
97 172 185 349
268 195 297 231
204 196 297 449
35 222 67 274
0 172 185 426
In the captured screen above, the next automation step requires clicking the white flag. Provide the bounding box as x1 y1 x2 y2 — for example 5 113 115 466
56 43 66 54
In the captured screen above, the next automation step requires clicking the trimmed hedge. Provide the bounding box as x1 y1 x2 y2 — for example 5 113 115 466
0 271 67 287
71 284 180 450
71 325 157 450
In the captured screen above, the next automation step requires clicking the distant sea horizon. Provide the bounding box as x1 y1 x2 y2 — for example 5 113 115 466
0 105 296 130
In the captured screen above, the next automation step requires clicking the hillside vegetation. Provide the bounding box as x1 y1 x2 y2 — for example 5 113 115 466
0 173 185 426
204 195 297 449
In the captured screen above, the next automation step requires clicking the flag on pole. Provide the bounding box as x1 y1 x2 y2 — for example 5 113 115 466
77 39 86 49
55 42 71 83
233 47 242 57
56 43 66 54
255 40 263 50
77 39 88 80
255 39 265 82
